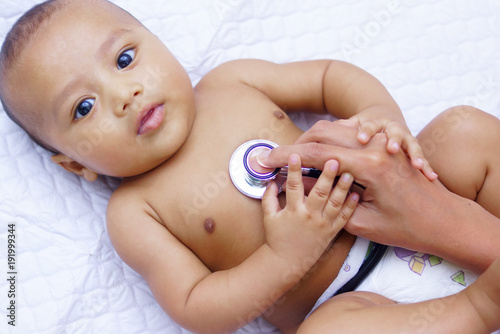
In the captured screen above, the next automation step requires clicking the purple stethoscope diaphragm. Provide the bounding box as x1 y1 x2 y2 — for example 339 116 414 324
228 139 324 199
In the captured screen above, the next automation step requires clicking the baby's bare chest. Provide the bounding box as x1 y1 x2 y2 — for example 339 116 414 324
147 94 303 270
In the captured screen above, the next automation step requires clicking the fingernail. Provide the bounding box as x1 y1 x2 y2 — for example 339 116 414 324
391 142 400 151
415 158 424 167
249 148 275 174
256 150 271 167
329 160 339 171
350 192 359 202
290 154 299 165
342 173 352 182
358 133 368 142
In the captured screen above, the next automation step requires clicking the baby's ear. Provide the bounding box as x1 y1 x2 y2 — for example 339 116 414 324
51 154 98 182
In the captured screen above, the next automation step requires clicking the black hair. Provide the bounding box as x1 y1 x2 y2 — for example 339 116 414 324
0 0 65 153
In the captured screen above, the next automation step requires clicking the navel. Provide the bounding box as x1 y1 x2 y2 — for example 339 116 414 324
204 218 216 234
274 110 285 120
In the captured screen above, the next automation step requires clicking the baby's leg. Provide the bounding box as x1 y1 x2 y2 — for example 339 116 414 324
417 106 500 217
297 257 500 334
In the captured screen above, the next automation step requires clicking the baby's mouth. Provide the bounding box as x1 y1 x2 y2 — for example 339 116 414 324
137 104 165 135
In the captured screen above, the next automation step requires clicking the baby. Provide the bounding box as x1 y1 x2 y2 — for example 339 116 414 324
1 0 500 333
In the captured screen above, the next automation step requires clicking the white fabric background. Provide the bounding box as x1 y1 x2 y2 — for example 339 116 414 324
0 1 499 333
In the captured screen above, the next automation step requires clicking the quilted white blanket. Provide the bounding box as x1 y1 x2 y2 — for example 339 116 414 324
1 1 499 333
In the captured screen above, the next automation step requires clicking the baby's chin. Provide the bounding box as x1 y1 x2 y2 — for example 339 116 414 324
105 156 170 179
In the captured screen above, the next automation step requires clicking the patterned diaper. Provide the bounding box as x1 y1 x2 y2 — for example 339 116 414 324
308 238 479 318
355 247 478 303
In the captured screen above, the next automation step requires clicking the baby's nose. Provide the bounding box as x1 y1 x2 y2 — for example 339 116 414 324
114 83 143 116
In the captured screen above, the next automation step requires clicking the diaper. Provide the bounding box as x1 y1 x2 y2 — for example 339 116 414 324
308 238 479 316
307 241 497 332
355 247 479 303
307 236 372 316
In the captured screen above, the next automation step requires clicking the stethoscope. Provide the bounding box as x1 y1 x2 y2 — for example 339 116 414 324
229 139 328 199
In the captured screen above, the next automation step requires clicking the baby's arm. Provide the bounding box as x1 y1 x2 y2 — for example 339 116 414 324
106 157 357 334
320 61 429 168
320 60 434 179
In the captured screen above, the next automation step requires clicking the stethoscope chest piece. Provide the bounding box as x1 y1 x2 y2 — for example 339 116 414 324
229 139 280 199
229 139 362 199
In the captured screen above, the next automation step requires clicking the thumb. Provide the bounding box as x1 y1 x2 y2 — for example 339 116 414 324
344 205 373 237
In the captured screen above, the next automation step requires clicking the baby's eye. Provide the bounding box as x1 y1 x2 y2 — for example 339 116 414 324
74 98 95 120
117 49 135 70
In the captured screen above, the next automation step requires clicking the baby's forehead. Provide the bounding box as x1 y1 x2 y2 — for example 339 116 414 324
26 0 143 60
54 0 140 28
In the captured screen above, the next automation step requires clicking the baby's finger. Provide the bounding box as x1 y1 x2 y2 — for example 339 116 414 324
403 136 430 171
404 137 438 180
323 173 354 221
383 123 405 153
261 181 281 217
420 159 439 181
306 160 339 212
284 154 304 208
357 120 380 144
331 192 359 232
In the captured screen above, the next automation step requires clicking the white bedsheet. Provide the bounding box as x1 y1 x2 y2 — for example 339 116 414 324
1 1 499 333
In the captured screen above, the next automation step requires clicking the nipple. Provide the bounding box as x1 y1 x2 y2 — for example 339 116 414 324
204 218 215 234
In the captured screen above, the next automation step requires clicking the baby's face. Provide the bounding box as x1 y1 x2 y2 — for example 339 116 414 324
6 0 195 177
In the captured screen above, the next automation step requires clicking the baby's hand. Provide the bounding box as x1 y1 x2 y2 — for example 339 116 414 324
341 115 438 181
261 154 358 273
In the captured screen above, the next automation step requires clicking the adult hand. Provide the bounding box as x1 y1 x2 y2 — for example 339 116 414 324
259 121 426 246
258 120 500 273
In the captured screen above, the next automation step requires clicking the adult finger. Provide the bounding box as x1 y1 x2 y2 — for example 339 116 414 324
257 121 366 169
295 120 363 148
260 142 365 173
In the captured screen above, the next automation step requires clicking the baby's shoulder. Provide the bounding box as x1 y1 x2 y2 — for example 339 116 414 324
195 59 276 92
106 183 152 226
106 181 168 250
108 183 137 207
